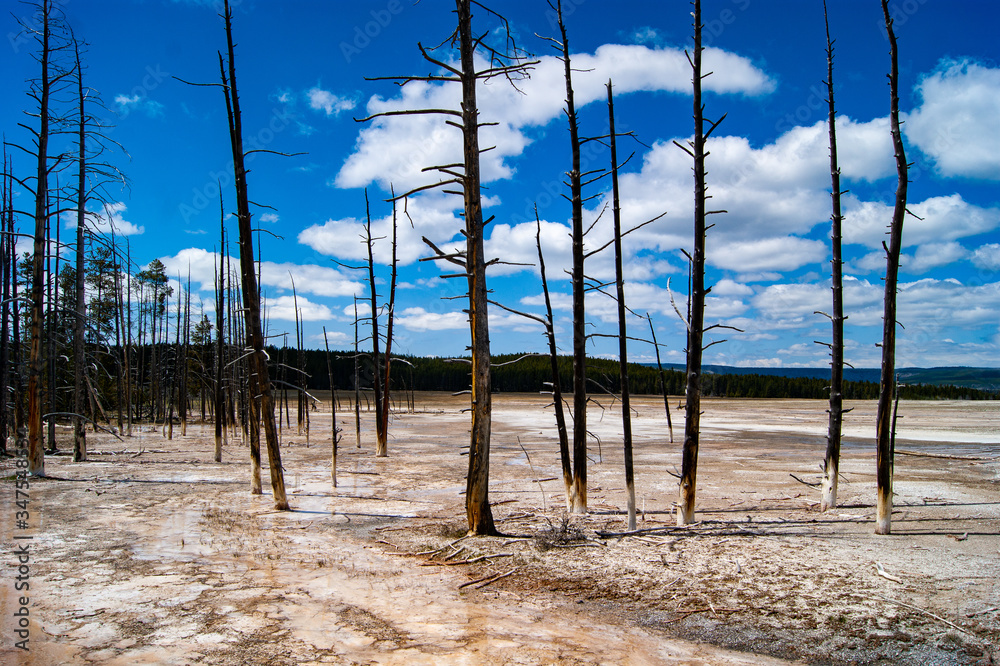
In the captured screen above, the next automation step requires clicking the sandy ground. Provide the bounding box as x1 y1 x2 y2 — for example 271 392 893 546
1 393 999 665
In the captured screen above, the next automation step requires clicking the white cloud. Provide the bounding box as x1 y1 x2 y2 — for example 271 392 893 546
65 202 145 236
902 242 968 274
265 294 333 321
970 243 1000 272
394 307 468 332
712 237 827 273
114 94 164 119
298 193 463 265
843 194 1000 249
307 87 356 117
905 59 1000 180
159 248 364 298
260 212 279 223
336 43 774 193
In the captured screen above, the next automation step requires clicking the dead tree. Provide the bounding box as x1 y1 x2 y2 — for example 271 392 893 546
534 209 572 510
377 195 399 458
323 327 339 487
646 314 674 444
819 0 847 511
353 297 362 448
219 0 289 509
362 0 533 535
875 0 909 535
214 197 226 461
12 0 76 476
606 81 637 531
0 151 12 456
674 0 728 525
546 0 590 514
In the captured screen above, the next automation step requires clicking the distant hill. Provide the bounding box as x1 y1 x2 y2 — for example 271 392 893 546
653 364 1000 393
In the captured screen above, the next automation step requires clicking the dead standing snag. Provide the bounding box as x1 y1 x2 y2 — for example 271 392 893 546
360 0 534 535
875 0 909 535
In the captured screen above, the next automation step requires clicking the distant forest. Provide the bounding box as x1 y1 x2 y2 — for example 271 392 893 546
279 349 997 401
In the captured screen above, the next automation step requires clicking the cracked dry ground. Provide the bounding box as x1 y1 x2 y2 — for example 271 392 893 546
1 394 998 664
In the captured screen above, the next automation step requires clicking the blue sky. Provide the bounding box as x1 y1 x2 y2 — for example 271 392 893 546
3 0 998 367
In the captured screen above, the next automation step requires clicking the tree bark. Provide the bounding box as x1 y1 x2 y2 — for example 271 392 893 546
821 0 845 511
678 0 707 525
607 81 636 531
377 196 398 458
875 0 908 535
535 211 572 511
221 0 288 510
364 191 386 457
554 0 588 514
457 0 497 535
27 0 58 477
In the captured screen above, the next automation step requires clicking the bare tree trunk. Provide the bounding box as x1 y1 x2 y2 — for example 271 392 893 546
553 0 588 514
821 0 845 511
535 210 572 511
678 0 708 525
647 315 674 444
26 0 60 477
353 297 362 449
456 0 496 535
607 81 636 531
875 0 908 535
324 327 338 488
377 196 399 458
72 46 88 460
221 0 288 509
214 205 225 461
0 152 11 456
363 191 386 457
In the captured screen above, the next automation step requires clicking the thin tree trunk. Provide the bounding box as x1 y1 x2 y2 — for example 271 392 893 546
363 191 386 457
0 152 11 456
353 297 362 448
27 0 56 477
72 45 88 460
535 209 572 511
457 0 496 535
221 0 288 509
377 196 399 458
821 0 845 511
324 326 338 488
678 0 708 525
608 81 636 531
647 315 674 444
555 0 588 514
875 0 908 535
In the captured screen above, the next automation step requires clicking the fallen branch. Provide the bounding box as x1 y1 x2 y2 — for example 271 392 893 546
875 561 903 584
596 522 703 538
790 473 821 488
876 595 985 643
460 567 519 590
896 449 991 462
422 553 513 566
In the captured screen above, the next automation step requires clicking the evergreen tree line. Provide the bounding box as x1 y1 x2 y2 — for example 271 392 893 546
288 349 998 402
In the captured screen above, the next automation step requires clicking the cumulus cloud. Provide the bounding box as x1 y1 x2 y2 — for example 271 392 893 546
298 193 463 265
902 242 968 274
843 194 1000 250
159 248 364 298
335 43 774 193
65 202 145 236
905 59 1000 180
307 87 356 116
265 295 333 321
970 243 1000 272
114 93 164 119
